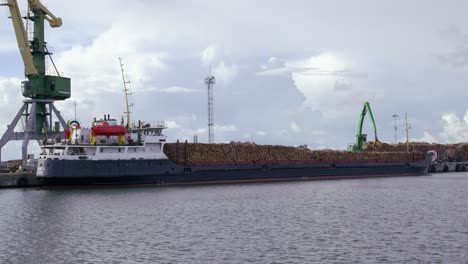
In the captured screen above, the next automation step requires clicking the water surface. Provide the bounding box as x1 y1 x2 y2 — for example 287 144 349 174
1 173 468 263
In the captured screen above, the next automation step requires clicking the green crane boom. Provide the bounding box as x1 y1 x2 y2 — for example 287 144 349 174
347 101 381 152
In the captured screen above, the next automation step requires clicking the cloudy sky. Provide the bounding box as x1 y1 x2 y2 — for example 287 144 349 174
1 0 468 160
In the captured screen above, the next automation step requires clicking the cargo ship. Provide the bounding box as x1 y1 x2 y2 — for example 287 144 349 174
36 118 431 187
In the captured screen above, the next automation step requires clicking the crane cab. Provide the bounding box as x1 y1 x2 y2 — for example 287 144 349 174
22 75 71 100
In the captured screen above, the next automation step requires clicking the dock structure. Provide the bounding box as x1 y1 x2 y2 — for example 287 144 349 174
0 171 39 188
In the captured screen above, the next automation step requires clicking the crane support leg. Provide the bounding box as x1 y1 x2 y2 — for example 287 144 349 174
50 103 67 128
21 102 37 167
0 103 27 162
0 100 69 169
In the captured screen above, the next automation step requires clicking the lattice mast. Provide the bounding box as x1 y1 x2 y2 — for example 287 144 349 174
119 57 132 129
205 68 215 143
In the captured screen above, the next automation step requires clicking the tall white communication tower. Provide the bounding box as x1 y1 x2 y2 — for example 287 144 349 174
205 69 216 143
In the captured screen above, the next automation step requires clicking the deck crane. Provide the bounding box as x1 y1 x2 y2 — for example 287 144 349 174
0 0 70 167
347 101 381 152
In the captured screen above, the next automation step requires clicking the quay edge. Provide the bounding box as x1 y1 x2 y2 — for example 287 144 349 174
0 171 39 188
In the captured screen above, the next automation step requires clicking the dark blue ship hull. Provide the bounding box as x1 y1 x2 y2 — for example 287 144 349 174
37 156 431 187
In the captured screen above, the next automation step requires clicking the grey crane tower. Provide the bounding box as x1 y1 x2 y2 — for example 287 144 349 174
205 70 216 143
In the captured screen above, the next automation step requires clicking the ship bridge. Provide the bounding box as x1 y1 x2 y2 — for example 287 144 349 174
130 121 166 136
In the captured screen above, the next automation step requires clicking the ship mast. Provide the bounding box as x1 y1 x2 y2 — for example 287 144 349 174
119 57 132 129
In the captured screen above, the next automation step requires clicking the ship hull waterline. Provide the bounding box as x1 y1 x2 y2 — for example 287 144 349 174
37 157 431 187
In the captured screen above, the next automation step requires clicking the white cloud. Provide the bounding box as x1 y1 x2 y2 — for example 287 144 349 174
195 128 207 135
53 15 173 104
440 111 468 142
200 45 238 85
257 57 290 76
201 44 218 66
263 57 286 70
155 86 198 94
57 43 167 96
287 52 379 120
165 120 180 129
0 40 17 54
257 67 290 77
213 61 238 85
289 52 350 72
290 121 301 133
0 77 22 107
215 124 237 132
418 131 437 143
409 131 437 143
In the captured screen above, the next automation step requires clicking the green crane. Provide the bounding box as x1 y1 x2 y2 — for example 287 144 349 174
0 0 70 166
2 0 70 132
347 101 381 152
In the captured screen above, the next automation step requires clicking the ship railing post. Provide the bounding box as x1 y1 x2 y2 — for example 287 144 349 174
184 140 188 166
176 140 179 164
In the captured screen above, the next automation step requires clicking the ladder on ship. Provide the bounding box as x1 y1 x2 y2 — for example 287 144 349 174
175 140 188 166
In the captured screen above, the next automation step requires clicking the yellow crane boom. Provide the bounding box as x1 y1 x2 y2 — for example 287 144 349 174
1 0 62 77
28 0 62 28
1 0 38 76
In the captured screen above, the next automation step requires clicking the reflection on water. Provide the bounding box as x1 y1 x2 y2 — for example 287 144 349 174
1 173 468 263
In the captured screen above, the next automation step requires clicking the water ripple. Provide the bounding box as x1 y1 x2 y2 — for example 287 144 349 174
1 173 468 263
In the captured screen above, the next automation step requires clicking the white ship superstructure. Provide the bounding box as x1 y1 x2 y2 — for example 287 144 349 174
37 119 168 176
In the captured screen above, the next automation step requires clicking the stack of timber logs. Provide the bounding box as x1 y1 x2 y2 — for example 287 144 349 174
164 143 423 164
364 142 468 161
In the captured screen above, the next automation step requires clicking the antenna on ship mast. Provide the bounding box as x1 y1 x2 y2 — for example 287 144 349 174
119 57 133 129
405 112 412 153
392 114 399 144
205 65 216 143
